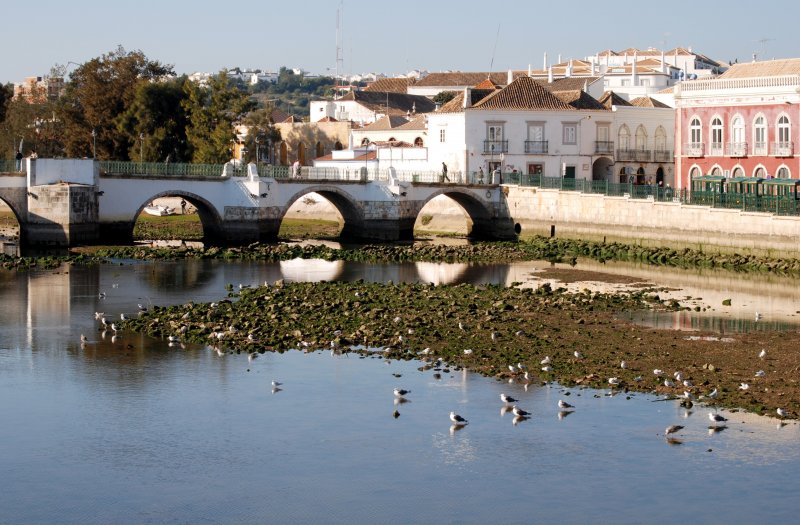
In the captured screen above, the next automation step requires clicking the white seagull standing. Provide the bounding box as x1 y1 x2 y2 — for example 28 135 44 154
393 388 411 398
739 383 750 390
573 351 583 359
450 411 468 425
759 349 767 359
558 400 574 410
512 406 531 418
608 377 620 386
500 393 518 404
755 370 766 378
777 408 789 418
709 412 728 424
665 424 684 436
271 380 282 387
541 356 551 365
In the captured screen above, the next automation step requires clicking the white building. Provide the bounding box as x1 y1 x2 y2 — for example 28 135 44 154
310 91 435 125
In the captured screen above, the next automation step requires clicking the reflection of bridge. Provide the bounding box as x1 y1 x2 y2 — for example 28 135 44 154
0 159 516 246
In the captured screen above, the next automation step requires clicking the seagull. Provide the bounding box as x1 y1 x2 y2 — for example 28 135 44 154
94 312 105 320
463 349 473 355
508 365 517 374
100 317 108 327
168 335 179 343
755 312 763 321
491 332 497 342
558 400 574 409
739 383 750 390
458 322 465 331
653 369 663 375
271 380 282 387
706 388 719 399
709 412 728 424
138 303 148 312
674 371 684 382
620 361 627 369
574 351 583 359
450 411 468 425
541 356 551 365
665 424 684 436
664 379 675 388
608 377 620 386
393 388 411 398
80 334 88 344
248 352 258 362
120 313 129 321
683 379 694 388
98 292 106 299
110 323 119 333
776 408 788 418
759 349 767 359
541 365 553 373
517 363 527 371
512 405 531 418
755 370 766 377
500 393 518 404
523 371 531 381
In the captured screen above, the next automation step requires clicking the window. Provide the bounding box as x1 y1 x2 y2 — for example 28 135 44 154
414 137 424 147
621 79 630 86
527 123 544 141
361 137 370 146
689 166 701 179
753 115 767 154
711 166 722 177
778 115 791 145
754 166 766 178
777 166 790 179
562 124 577 145
597 124 610 143
635 125 647 150
731 115 745 144
487 125 503 141
655 126 667 151
641 79 650 87
689 117 702 144
732 166 744 178
710 117 723 153
439 129 446 143
618 125 630 150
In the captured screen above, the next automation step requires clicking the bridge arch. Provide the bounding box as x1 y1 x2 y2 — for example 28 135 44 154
414 188 507 240
0 193 24 244
280 185 365 239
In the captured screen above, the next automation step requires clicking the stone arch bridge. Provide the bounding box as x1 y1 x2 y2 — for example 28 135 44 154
0 159 517 246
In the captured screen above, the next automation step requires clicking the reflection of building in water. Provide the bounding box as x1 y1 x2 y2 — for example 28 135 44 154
414 262 471 285
279 259 345 282
28 268 74 335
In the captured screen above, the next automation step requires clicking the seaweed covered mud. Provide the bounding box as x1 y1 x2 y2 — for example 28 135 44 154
126 279 800 419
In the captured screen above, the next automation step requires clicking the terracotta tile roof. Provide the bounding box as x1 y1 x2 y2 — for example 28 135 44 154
597 91 631 109
270 108 290 123
361 115 412 131
628 96 671 108
473 78 500 90
719 58 800 78
553 90 608 110
544 76 601 92
338 91 435 115
396 114 427 130
657 86 674 94
318 116 338 122
436 89 496 113
471 76 575 111
414 72 508 87
363 77 413 93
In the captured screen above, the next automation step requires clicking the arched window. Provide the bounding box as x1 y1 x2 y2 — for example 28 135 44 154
297 142 306 165
315 141 324 158
655 126 667 151
388 137 396 142
710 117 723 154
414 137 424 147
689 166 701 179
776 166 790 179
689 117 702 145
279 142 288 165
361 137 370 146
731 115 745 145
778 115 791 145
635 125 647 151
710 166 722 177
754 166 766 178
334 141 343 151
753 115 767 155
732 166 744 178
618 125 630 150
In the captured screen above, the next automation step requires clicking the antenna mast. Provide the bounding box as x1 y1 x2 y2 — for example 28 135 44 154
488 23 501 74
335 2 344 99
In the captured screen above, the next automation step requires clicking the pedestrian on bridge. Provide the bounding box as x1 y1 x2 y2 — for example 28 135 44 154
441 162 450 183
15 150 23 171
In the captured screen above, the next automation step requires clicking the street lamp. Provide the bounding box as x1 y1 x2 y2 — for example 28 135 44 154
91 128 96 159
139 133 144 163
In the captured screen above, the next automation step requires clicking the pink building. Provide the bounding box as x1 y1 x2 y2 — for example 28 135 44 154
674 59 800 190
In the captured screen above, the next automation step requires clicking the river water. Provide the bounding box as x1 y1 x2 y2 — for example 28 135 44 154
2 258 799 524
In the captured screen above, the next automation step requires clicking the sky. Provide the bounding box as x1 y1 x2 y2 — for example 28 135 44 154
3 0 800 84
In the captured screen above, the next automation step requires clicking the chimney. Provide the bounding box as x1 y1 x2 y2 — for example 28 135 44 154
543 52 548 70
661 49 666 74
528 64 531 77
507 69 513 84
548 65 554 83
463 87 471 108
590 57 596 76
566 60 573 77
631 51 638 86
558 54 562 64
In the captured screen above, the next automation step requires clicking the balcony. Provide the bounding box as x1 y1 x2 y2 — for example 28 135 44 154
632 149 652 162
709 142 723 156
595 141 614 154
524 140 548 154
616 149 635 161
684 143 704 157
726 142 748 157
483 140 508 154
753 142 768 156
653 149 672 162
773 141 794 157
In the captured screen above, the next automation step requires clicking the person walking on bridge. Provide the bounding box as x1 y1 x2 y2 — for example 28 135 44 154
441 162 450 183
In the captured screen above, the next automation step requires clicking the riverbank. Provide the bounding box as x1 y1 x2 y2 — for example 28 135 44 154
126 280 799 419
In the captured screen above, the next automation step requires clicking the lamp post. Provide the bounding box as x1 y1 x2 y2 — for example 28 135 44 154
139 133 144 163
255 135 260 163
91 128 96 159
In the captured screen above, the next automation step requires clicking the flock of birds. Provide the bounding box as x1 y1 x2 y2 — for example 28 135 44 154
82 294 793 439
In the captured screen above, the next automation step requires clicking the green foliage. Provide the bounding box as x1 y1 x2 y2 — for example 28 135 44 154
432 91 457 105
240 107 281 163
57 46 174 160
183 71 256 163
250 67 336 118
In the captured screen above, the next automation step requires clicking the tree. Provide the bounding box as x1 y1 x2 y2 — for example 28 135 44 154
432 91 457 105
240 107 281 164
183 71 255 163
117 77 190 162
0 87 64 159
57 46 174 159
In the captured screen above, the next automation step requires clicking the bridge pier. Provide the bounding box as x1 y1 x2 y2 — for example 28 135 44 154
26 183 99 246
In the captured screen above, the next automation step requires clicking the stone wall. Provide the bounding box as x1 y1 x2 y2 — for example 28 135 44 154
506 186 800 254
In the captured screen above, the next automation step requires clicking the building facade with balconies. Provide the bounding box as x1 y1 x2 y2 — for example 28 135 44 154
674 58 800 190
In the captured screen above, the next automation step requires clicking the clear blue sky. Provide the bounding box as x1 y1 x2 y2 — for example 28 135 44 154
3 0 799 84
